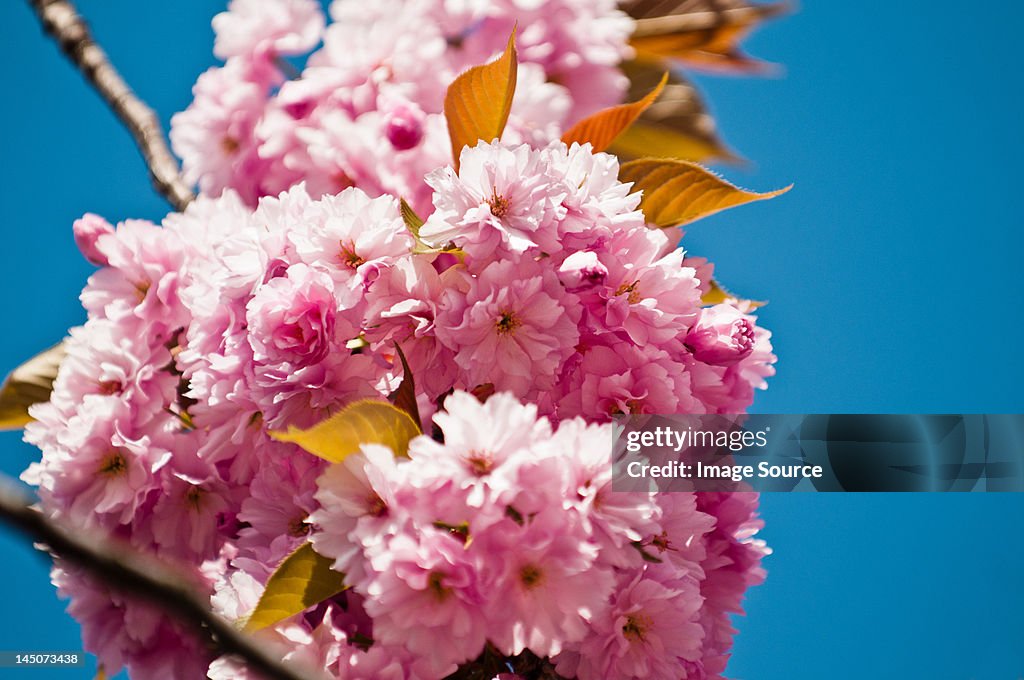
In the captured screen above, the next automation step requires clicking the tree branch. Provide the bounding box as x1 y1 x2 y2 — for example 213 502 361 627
27 0 195 212
0 477 317 680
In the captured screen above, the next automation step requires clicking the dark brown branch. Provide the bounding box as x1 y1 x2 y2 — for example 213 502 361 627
27 0 195 211
0 478 316 680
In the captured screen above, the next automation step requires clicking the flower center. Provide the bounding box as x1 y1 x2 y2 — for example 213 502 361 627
287 515 311 537
519 564 544 589
614 280 642 304
651 532 672 553
428 571 450 601
488 190 511 218
339 240 365 269
623 613 653 642
98 380 123 395
221 136 240 154
185 486 204 510
366 493 388 518
465 450 494 475
495 311 520 336
98 450 127 477
608 398 645 416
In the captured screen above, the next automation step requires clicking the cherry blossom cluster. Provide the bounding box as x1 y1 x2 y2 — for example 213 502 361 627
24 137 772 678
171 0 634 211
210 393 768 679
21 0 777 677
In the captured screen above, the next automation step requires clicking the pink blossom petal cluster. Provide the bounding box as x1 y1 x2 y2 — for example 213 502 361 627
23 138 772 676
170 0 632 211
22 1 777 672
305 390 765 679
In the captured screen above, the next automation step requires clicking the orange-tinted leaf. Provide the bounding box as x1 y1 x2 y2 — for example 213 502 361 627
561 72 668 152
444 31 517 170
609 63 736 163
702 278 766 309
625 1 787 73
619 158 790 228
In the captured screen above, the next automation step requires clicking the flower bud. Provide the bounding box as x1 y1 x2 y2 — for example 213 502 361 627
384 104 425 150
557 250 607 291
685 304 755 366
72 213 115 266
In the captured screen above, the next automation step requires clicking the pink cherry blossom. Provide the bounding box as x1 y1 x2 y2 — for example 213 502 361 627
686 303 757 366
212 0 324 61
436 259 580 395
72 213 115 266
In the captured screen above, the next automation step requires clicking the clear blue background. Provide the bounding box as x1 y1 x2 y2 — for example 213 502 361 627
1 2 1022 678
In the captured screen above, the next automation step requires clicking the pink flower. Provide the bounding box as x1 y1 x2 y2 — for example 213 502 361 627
151 467 231 561
235 450 324 576
50 320 178 432
552 417 661 569
686 303 757 366
503 64 571 147
73 213 115 266
459 0 633 120
421 142 567 258
24 399 170 530
553 339 699 419
544 142 644 250
436 259 580 395
170 60 272 204
310 444 406 582
589 225 702 346
407 391 552 509
360 526 488 677
555 566 704 680
362 256 458 399
646 493 715 576
53 566 212 680
289 187 411 291
80 218 189 341
688 320 776 414
212 0 324 60
247 263 338 367
478 507 613 658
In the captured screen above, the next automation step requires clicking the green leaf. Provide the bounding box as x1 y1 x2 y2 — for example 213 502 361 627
388 344 422 429
399 197 424 238
270 399 421 462
444 30 518 170
0 342 66 430
618 158 790 228
399 198 455 255
243 542 346 632
561 72 667 152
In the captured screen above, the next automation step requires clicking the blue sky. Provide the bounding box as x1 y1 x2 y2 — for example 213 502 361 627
1 1 1022 678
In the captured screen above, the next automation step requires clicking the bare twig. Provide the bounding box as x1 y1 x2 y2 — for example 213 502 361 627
27 0 195 211
0 478 316 680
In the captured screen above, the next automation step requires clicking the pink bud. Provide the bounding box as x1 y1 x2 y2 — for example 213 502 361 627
685 304 755 366
72 213 115 266
558 250 608 291
384 104 425 150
